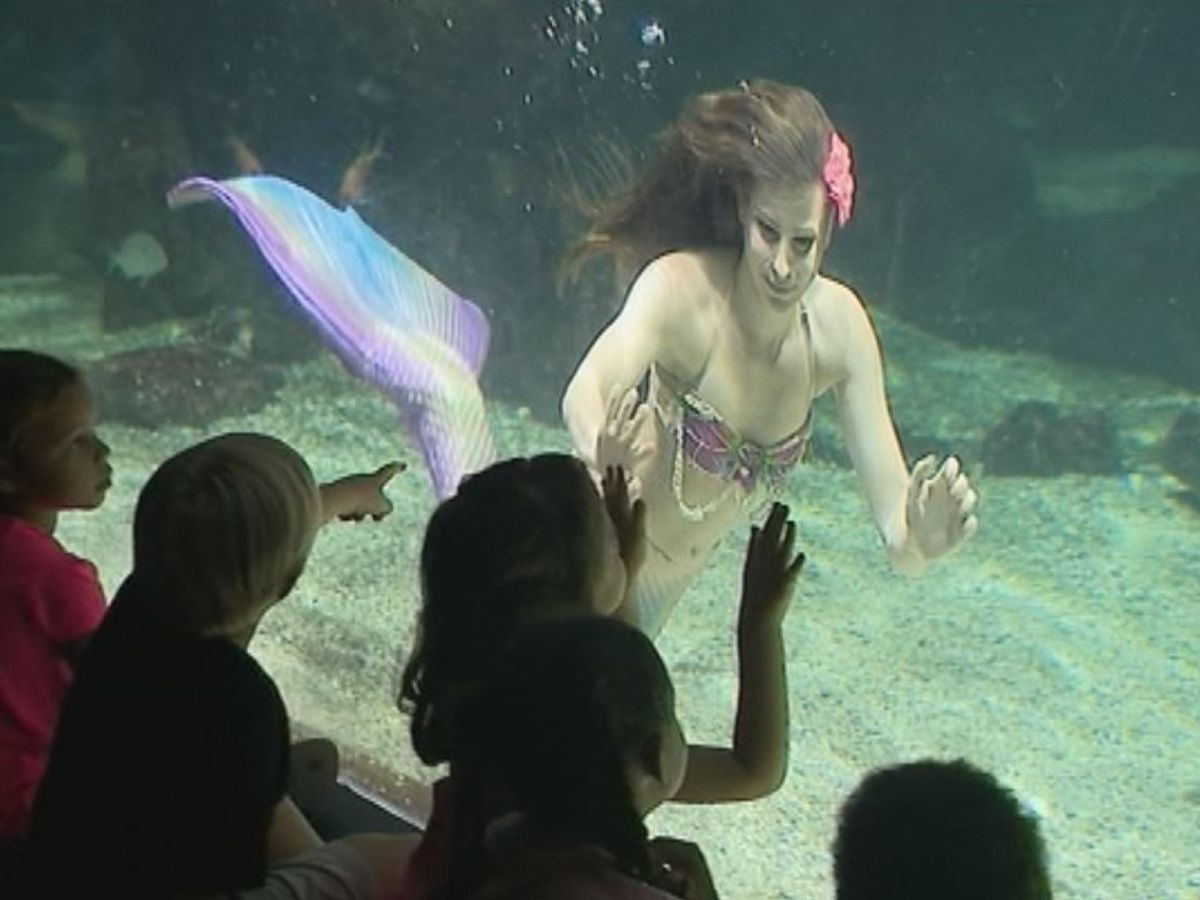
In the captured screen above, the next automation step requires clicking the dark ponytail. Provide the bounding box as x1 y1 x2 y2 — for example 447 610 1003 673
431 617 673 900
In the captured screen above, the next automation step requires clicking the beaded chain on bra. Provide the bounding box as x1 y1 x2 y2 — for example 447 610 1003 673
653 307 816 522
662 388 811 522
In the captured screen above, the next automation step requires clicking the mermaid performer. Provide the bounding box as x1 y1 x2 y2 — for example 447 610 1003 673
563 80 978 636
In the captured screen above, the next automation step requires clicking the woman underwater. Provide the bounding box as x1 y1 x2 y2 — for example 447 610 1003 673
562 80 978 636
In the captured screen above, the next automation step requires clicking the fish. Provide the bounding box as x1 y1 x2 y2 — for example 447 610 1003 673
225 133 264 175
167 174 496 499
1027 145 1200 218
1168 490 1200 515
337 137 385 207
10 100 83 147
10 100 88 186
108 231 168 283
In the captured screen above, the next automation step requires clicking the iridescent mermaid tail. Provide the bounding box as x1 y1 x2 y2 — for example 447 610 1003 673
167 175 495 498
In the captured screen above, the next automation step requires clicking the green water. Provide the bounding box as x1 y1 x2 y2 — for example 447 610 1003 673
6 275 1197 898
3 2 1199 896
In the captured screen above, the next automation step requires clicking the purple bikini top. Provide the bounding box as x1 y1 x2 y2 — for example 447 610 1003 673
654 305 816 518
679 390 811 494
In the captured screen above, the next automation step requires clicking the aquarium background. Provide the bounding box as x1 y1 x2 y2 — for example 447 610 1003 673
2 1 1198 897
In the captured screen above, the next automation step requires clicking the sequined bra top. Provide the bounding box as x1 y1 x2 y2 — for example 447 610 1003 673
650 311 815 521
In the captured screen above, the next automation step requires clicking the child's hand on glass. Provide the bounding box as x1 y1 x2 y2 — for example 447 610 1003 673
320 461 405 523
603 464 647 581
739 502 805 631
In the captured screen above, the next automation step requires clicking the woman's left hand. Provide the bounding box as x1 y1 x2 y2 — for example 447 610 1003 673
905 454 978 563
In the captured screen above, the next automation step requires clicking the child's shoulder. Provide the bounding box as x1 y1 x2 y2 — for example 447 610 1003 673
0 514 87 567
88 608 285 728
0 512 43 547
0 514 104 629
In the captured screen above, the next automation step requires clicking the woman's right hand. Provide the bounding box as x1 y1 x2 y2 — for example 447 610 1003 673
595 387 657 494
647 836 720 900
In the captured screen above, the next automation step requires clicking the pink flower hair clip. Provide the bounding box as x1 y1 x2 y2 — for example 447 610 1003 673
823 132 855 227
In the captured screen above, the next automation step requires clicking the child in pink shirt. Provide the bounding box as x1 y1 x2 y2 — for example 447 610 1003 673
0 349 111 837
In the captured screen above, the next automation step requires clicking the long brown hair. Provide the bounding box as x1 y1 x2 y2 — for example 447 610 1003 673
564 79 837 288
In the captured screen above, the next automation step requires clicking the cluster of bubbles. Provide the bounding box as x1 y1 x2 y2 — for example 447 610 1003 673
480 4 676 214
633 16 669 90
540 1 672 91
542 0 605 80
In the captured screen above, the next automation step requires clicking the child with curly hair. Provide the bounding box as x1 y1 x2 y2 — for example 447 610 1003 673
833 759 1052 900
0 349 111 838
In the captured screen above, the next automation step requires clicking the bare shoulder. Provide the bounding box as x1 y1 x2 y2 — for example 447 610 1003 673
806 274 873 348
633 251 725 313
627 250 725 363
807 276 882 382
807 275 873 335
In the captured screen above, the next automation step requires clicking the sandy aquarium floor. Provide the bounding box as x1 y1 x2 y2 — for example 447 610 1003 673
4 275 1199 899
